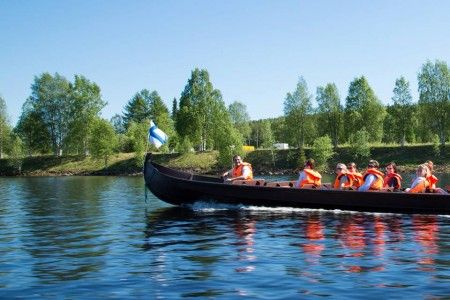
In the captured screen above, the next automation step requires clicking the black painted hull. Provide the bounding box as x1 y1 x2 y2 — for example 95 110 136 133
144 155 450 215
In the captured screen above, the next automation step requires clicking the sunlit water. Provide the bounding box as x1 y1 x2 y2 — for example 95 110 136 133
0 175 449 299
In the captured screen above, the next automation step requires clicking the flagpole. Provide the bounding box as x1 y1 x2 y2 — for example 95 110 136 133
146 122 151 155
145 121 152 160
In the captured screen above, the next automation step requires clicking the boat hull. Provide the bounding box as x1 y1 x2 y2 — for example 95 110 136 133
144 155 450 215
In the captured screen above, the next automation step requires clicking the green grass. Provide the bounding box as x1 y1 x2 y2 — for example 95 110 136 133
0 145 448 176
0 152 219 176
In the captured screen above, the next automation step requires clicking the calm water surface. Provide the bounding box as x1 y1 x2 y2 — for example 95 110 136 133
0 175 450 299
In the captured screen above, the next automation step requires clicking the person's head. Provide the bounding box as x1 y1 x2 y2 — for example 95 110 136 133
304 158 315 169
347 162 357 172
417 164 429 178
425 160 434 173
368 160 379 169
335 163 347 174
233 155 242 166
385 162 397 174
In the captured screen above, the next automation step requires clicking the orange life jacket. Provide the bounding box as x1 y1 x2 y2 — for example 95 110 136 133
409 177 430 193
348 171 364 188
333 173 353 189
427 175 438 189
362 168 384 190
299 169 322 187
232 162 253 180
383 173 403 189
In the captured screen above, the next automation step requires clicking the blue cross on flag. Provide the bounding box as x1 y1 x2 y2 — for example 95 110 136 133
148 120 168 148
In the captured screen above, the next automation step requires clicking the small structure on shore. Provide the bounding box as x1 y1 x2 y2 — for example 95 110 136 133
273 143 289 150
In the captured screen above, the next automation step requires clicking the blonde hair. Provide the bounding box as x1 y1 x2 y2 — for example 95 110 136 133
336 163 347 172
425 160 434 174
417 164 429 178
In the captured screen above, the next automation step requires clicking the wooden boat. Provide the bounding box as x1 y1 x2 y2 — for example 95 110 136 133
144 154 450 215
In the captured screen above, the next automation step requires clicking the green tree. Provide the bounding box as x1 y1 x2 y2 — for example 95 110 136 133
176 68 233 151
8 134 24 174
24 73 106 156
417 60 450 145
348 129 371 160
228 101 251 144
27 73 73 156
126 120 149 166
110 114 125 134
382 106 397 144
316 83 343 147
123 89 151 129
268 117 288 144
344 76 385 142
311 135 335 170
0 95 12 159
172 97 178 119
390 76 415 146
284 77 314 147
178 136 193 154
67 75 106 155
89 118 118 167
15 99 52 156
214 118 244 168
259 120 274 148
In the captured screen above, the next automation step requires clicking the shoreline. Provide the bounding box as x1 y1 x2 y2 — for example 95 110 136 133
1 145 449 177
2 164 449 177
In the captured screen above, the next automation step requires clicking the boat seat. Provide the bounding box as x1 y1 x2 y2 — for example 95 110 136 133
264 181 296 188
232 179 266 186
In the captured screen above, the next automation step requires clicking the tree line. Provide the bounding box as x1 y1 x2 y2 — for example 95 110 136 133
0 59 449 170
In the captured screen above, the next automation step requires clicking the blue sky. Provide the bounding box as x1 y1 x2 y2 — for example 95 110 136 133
1 1 449 125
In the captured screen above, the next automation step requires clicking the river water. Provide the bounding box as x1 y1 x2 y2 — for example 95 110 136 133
0 176 449 299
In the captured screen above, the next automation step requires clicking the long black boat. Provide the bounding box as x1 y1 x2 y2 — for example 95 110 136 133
144 154 450 215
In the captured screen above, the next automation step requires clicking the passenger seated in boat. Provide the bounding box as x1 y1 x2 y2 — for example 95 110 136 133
358 160 384 191
424 160 448 194
383 162 402 191
334 163 353 190
295 158 322 188
347 162 363 188
222 155 253 182
405 164 430 193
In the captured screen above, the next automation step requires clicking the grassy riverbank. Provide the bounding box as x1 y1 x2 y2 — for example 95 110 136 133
0 144 448 176
0 152 219 176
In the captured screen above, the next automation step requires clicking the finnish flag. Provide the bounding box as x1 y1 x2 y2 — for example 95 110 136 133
148 120 168 148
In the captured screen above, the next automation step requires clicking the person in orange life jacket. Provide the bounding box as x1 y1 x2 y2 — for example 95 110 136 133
295 158 322 188
424 160 448 194
405 164 430 193
222 155 253 182
358 160 384 191
383 162 402 190
425 161 438 188
334 163 353 189
346 162 364 188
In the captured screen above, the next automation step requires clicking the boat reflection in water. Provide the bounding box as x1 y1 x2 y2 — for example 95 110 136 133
412 215 438 271
144 204 444 298
301 215 325 260
233 214 257 273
